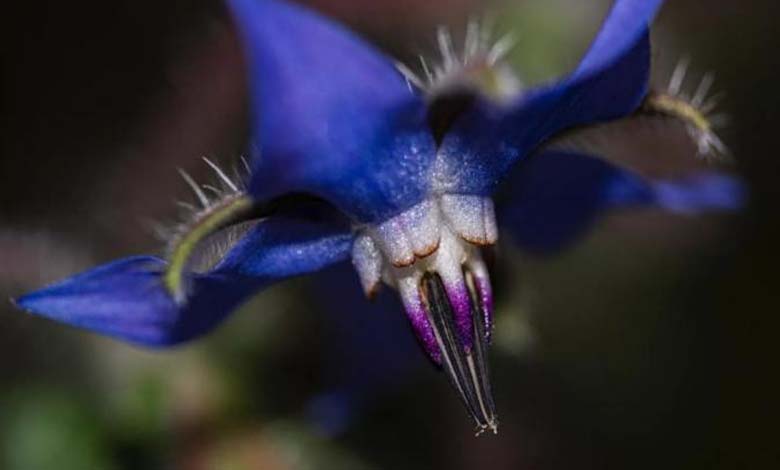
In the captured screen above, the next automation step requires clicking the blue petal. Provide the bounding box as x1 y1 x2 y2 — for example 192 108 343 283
437 0 664 196
573 0 665 79
652 173 746 214
228 0 435 223
498 150 745 254
15 217 354 346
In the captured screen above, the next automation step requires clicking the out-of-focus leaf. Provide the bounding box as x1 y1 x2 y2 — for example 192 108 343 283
1 389 116 470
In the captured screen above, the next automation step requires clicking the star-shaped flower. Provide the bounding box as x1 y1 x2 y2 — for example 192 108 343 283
15 0 744 434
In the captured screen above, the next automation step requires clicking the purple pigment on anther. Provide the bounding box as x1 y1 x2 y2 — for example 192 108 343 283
444 282 475 350
404 303 442 365
475 275 494 342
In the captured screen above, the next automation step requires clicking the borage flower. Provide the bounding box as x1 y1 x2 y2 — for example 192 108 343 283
15 0 744 434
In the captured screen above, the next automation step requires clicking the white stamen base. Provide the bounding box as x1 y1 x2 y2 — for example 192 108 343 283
351 195 497 299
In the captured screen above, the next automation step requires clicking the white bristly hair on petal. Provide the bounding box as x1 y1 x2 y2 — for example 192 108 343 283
151 156 251 253
546 57 734 170
395 18 522 101
147 155 259 301
645 58 731 161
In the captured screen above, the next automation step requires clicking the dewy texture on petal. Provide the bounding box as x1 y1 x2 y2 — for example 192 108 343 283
499 150 745 254
228 0 435 223
15 215 354 346
436 0 665 197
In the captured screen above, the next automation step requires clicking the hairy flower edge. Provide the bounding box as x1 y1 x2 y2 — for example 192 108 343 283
641 59 730 159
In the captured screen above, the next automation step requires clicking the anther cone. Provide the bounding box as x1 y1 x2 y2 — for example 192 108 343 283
420 271 498 435
351 196 499 433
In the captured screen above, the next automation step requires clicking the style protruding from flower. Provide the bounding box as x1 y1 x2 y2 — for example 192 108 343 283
14 0 744 435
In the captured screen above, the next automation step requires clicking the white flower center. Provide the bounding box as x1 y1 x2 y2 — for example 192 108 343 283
351 194 497 300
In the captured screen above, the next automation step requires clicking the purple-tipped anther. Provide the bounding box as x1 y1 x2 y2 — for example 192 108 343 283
420 270 498 434
398 280 442 364
351 196 499 434
469 257 494 344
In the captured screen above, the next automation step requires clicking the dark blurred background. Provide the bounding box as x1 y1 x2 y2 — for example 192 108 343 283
1 1 776 469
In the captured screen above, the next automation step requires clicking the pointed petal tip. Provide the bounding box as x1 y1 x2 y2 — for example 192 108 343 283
13 291 37 312
653 172 748 214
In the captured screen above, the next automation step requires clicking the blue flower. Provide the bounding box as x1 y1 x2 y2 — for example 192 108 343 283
15 0 744 434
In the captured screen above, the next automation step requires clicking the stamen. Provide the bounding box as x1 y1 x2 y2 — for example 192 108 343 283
351 234 383 298
466 255 494 343
351 194 499 432
420 272 498 435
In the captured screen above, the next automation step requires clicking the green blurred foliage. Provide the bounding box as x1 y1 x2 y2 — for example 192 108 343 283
1 389 116 470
